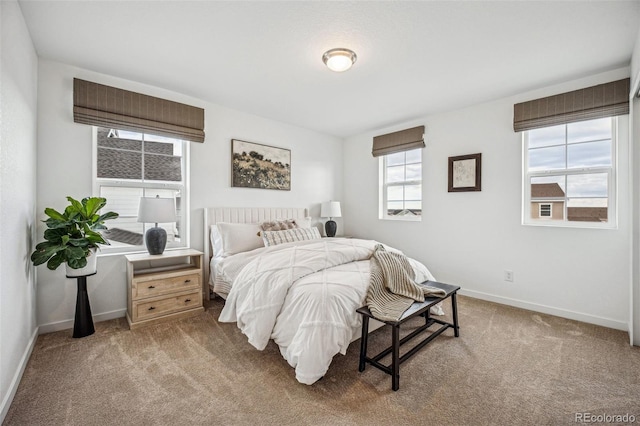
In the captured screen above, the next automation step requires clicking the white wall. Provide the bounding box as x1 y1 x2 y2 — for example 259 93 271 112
35 59 343 331
343 68 631 330
0 0 39 420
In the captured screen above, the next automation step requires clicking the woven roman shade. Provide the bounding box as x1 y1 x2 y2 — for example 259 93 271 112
73 78 205 142
372 125 425 157
513 78 630 132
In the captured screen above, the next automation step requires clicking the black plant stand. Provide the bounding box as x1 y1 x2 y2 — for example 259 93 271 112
67 272 96 338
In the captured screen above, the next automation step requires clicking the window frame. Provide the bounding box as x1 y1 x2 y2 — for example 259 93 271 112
379 148 422 222
522 117 617 229
92 126 191 255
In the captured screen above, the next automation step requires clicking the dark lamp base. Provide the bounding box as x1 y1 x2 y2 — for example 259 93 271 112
325 220 337 238
145 226 168 255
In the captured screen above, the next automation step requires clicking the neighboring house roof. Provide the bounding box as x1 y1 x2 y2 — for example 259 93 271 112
567 207 608 222
388 209 421 216
97 127 181 181
531 183 565 198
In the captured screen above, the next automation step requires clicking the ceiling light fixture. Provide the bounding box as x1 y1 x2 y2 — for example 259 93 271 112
322 48 357 72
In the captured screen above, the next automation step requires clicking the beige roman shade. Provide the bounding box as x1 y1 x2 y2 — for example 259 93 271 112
372 125 425 157
513 78 630 132
73 78 205 143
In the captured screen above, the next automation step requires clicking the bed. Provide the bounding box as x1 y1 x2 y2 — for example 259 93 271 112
203 207 437 385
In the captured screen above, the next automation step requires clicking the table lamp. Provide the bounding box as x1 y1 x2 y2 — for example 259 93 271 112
321 201 341 237
137 196 176 255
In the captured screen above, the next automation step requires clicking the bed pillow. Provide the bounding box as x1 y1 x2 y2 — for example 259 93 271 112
210 225 224 258
296 218 312 229
215 222 263 256
260 219 299 231
262 227 321 247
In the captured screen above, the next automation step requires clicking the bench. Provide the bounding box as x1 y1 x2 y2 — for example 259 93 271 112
356 281 460 391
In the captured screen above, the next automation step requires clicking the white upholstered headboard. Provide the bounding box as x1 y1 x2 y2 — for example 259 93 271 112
203 207 308 286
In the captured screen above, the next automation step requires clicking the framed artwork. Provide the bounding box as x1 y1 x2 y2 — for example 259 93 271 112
448 153 481 192
231 139 291 190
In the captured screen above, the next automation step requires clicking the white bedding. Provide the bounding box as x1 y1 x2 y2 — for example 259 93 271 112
218 238 435 385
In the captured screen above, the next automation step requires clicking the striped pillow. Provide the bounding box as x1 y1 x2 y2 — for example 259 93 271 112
262 227 321 247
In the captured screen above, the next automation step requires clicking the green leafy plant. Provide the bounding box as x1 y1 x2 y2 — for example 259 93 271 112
31 196 119 270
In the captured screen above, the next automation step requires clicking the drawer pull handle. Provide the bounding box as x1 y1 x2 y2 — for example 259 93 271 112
184 299 191 303
148 306 156 311
185 279 191 283
148 285 155 289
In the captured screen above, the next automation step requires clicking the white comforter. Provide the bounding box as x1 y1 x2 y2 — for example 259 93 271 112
218 238 434 384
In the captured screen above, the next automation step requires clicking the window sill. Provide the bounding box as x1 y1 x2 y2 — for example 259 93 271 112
379 216 422 222
522 220 617 230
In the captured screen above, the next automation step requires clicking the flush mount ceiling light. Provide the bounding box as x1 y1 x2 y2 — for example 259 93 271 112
322 48 357 72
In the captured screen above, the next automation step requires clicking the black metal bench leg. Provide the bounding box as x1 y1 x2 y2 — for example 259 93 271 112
392 324 400 391
452 292 460 337
359 315 369 372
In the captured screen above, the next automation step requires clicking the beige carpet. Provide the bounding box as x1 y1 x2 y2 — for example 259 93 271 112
4 296 640 425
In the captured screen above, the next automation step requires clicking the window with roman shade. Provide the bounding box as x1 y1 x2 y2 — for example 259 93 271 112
374 126 425 221
73 78 205 143
78 75 201 253
517 79 630 228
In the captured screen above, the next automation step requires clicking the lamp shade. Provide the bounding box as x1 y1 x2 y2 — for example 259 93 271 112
321 201 342 218
137 197 176 224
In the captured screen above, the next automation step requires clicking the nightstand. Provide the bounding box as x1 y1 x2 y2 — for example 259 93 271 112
125 249 204 329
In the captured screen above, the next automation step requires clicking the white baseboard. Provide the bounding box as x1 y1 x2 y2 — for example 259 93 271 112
460 289 628 331
38 309 127 334
1 327 38 423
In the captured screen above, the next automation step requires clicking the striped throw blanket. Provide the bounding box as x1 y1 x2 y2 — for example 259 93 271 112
366 244 446 322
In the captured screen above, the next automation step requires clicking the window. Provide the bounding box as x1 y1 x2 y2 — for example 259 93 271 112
523 117 616 227
94 127 189 252
539 204 552 218
379 148 422 220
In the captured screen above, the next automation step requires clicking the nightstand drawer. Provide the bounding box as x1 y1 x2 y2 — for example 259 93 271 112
132 272 200 299
133 290 201 322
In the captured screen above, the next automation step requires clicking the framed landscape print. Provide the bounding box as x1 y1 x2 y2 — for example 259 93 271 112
231 139 291 190
448 153 481 192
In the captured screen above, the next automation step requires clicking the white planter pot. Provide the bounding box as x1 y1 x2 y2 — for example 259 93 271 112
65 248 98 277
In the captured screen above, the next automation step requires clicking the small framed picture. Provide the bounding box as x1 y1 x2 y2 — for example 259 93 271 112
448 153 481 192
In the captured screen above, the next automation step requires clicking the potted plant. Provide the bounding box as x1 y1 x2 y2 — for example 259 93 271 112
31 196 118 276
31 196 118 338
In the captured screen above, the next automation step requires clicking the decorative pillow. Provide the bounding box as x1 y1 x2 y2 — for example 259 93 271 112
215 222 263 256
260 219 299 231
262 227 321 247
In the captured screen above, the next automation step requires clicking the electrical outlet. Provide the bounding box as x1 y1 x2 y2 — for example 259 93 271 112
504 270 514 282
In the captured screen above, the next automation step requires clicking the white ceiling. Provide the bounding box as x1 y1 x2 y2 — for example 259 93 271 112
18 1 640 138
